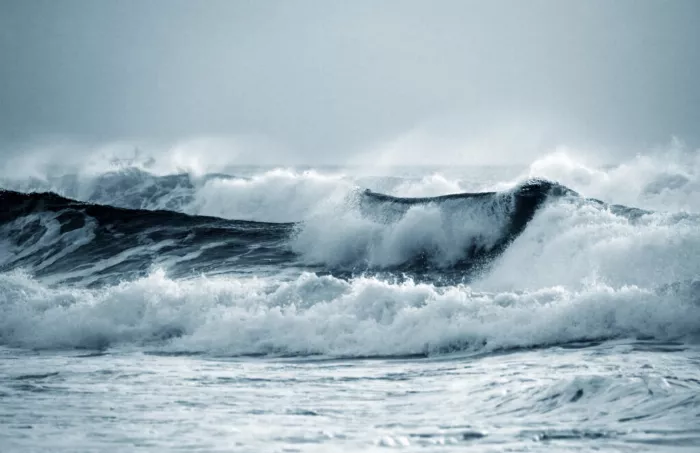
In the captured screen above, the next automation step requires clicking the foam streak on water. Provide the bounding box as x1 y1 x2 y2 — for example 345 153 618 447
1 343 699 452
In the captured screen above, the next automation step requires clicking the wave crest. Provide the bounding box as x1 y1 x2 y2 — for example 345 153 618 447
0 271 697 355
293 180 575 270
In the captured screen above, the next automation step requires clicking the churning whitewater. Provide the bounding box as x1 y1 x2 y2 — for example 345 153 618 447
1 152 699 354
1 150 699 451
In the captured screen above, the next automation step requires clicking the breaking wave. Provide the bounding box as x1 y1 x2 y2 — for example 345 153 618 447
0 180 578 281
1 148 699 355
292 179 575 270
521 145 700 213
0 270 697 355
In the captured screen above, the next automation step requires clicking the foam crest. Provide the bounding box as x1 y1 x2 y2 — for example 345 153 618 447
187 168 351 222
526 145 700 212
479 199 700 291
0 271 697 355
293 191 514 268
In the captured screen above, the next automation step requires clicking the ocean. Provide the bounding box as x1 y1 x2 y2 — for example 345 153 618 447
1 151 699 452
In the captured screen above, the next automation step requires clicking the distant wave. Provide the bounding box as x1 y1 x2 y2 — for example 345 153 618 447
0 167 236 213
0 167 346 223
4 148 700 222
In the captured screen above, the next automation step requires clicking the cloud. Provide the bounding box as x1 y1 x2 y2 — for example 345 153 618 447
1 0 699 163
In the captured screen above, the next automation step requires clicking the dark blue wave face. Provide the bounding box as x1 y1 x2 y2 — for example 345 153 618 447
0 180 591 286
0 190 295 286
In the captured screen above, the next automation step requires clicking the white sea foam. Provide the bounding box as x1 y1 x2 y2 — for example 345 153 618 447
2 147 699 357
0 270 697 355
478 200 700 291
522 144 700 213
292 189 516 268
185 168 351 222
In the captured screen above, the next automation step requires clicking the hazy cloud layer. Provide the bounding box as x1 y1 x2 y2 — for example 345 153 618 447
1 0 699 164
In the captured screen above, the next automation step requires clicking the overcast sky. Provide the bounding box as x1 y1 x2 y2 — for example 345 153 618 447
1 0 699 165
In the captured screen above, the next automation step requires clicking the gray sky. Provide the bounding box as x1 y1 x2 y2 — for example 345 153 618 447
1 0 699 165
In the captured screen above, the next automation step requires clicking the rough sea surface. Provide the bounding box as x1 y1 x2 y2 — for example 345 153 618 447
1 150 699 452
